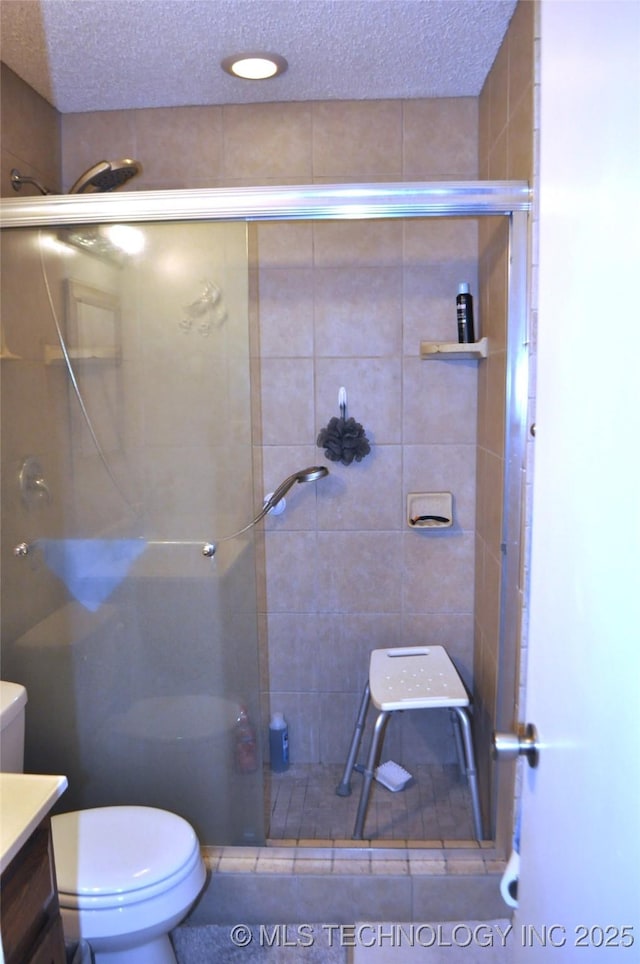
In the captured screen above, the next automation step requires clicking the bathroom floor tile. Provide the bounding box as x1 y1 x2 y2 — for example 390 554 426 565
266 764 476 842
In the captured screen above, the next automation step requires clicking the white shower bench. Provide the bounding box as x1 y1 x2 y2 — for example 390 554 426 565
336 646 483 840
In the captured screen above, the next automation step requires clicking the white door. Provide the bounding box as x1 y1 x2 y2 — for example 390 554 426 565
514 1 640 956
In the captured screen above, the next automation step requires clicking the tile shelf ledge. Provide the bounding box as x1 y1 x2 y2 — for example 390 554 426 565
420 337 488 360
0 332 21 360
44 345 120 365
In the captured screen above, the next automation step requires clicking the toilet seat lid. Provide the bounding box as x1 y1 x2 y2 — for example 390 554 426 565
52 806 200 897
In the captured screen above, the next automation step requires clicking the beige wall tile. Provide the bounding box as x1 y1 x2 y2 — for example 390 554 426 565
1 64 61 196
508 0 535 118
403 444 477 532
256 222 313 268
481 219 509 348
261 444 325 532
476 449 504 558
265 530 319 613
487 39 509 147
258 267 315 357
481 350 506 459
313 266 403 357
403 99 478 178
223 103 312 181
316 531 402 613
315 444 402 531
313 219 403 267
260 357 315 445
402 532 475 614
478 82 492 177
61 111 137 191
404 218 479 267
508 86 534 180
315 613 399 693
134 106 223 186
488 126 508 180
315 356 401 446
400 613 474 682
267 613 326 692
312 101 402 178
403 261 479 350
403 358 478 445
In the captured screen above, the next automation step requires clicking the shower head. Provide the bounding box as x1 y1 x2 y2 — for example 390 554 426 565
263 466 330 515
11 160 142 196
69 159 142 194
295 466 330 484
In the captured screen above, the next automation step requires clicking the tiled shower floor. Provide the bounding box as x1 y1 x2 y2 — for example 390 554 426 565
266 763 476 843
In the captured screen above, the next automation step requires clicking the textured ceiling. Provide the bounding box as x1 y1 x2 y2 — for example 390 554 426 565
0 0 517 114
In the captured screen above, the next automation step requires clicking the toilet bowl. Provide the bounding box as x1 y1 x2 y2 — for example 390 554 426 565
51 805 207 964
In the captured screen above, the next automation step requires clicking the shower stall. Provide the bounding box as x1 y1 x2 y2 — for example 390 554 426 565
0 181 530 849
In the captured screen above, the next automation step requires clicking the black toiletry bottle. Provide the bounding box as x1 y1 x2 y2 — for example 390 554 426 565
456 282 475 343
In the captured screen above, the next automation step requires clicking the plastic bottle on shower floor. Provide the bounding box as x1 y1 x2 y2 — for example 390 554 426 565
235 705 258 774
269 712 290 772
456 282 476 343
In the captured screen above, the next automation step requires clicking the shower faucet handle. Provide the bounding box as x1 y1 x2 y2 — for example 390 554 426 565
201 543 216 557
18 456 51 505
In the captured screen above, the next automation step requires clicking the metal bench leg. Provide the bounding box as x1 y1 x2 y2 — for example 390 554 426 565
352 709 391 839
450 708 466 778
336 683 370 797
453 707 483 840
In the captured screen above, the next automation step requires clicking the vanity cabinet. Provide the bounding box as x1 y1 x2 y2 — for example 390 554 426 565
1 817 66 964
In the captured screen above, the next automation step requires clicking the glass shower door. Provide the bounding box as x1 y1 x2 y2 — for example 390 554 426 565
0 220 264 845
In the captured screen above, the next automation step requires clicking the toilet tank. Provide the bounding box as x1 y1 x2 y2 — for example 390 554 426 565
0 681 27 772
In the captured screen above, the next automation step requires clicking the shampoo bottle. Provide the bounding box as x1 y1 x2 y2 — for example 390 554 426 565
269 712 290 772
456 282 475 344
235 705 258 774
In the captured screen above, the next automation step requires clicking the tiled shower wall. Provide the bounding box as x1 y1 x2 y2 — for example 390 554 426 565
254 180 480 768
0 64 61 198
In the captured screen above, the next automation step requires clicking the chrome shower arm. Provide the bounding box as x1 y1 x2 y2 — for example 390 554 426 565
11 168 55 195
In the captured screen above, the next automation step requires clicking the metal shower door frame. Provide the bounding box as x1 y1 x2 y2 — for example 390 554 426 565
0 180 530 226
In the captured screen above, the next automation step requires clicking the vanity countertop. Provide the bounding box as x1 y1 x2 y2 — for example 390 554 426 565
0 772 68 874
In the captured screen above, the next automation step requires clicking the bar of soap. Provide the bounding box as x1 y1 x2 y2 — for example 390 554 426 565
375 760 412 792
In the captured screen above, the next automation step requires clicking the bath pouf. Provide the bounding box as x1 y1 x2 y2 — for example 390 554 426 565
317 415 371 465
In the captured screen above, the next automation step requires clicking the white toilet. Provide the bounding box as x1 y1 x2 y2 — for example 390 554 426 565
51 805 206 964
0 681 207 964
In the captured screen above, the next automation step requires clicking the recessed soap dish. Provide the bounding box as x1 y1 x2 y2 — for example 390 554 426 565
407 492 453 529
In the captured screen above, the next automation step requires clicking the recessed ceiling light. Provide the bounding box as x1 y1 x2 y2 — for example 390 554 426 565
221 52 288 81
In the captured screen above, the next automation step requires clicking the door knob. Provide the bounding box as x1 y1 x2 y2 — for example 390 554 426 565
492 723 540 769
